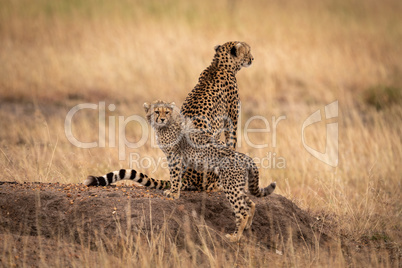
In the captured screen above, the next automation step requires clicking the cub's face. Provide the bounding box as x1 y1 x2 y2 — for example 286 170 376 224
151 106 172 126
144 101 175 127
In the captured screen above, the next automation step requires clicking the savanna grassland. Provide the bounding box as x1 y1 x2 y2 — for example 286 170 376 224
0 0 401 266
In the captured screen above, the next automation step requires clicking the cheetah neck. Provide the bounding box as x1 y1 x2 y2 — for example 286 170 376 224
211 58 241 74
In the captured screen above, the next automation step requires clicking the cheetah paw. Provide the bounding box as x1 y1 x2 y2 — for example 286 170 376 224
163 190 180 200
225 233 240 243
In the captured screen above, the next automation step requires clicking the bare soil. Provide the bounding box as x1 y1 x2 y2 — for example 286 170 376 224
0 181 334 267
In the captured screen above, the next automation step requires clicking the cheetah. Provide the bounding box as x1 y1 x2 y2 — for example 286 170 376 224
143 100 276 242
85 41 254 191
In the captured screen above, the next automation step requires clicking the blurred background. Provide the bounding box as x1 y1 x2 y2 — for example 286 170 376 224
0 0 401 245
1 0 401 105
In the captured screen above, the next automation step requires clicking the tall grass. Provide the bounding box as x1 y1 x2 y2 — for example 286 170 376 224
0 0 401 266
0 209 348 267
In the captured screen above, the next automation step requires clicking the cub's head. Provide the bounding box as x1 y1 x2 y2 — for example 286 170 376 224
213 41 254 71
144 100 176 128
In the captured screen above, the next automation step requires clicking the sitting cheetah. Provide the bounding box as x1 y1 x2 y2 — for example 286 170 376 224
142 100 276 242
85 42 254 191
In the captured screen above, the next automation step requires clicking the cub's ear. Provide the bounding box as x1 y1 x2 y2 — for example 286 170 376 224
230 42 243 57
168 102 176 109
143 102 150 113
214 45 221 52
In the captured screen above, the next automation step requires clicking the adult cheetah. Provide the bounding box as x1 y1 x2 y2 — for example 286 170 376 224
85 41 254 191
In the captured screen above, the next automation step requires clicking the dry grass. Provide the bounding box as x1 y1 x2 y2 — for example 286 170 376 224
0 0 401 266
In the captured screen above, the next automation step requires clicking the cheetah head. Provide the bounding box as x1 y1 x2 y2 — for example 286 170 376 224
144 100 176 128
213 41 254 71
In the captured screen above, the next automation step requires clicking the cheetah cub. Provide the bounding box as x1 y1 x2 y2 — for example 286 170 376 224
145 100 276 242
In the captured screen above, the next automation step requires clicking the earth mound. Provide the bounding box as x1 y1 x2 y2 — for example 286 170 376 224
0 182 331 266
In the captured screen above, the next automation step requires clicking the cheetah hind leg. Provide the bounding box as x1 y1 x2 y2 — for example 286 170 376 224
245 199 256 230
225 214 249 242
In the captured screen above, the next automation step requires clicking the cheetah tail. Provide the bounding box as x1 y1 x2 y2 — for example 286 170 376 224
247 161 276 197
255 181 276 197
84 169 170 189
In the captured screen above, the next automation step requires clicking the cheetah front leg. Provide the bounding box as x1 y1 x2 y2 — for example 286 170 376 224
164 154 182 200
224 99 239 150
224 118 237 150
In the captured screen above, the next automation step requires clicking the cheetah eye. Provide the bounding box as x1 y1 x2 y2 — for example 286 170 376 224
165 111 170 115
155 111 160 115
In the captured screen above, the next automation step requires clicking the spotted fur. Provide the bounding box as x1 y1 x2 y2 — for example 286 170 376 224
85 41 253 191
144 100 276 242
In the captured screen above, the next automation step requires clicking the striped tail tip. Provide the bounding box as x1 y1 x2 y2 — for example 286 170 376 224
84 176 100 186
261 181 276 196
268 182 276 194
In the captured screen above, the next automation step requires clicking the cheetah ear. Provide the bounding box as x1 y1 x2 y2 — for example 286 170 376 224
168 102 176 109
230 42 243 57
214 45 221 52
143 102 150 113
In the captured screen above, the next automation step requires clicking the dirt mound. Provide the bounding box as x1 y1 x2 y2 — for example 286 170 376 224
0 182 331 266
